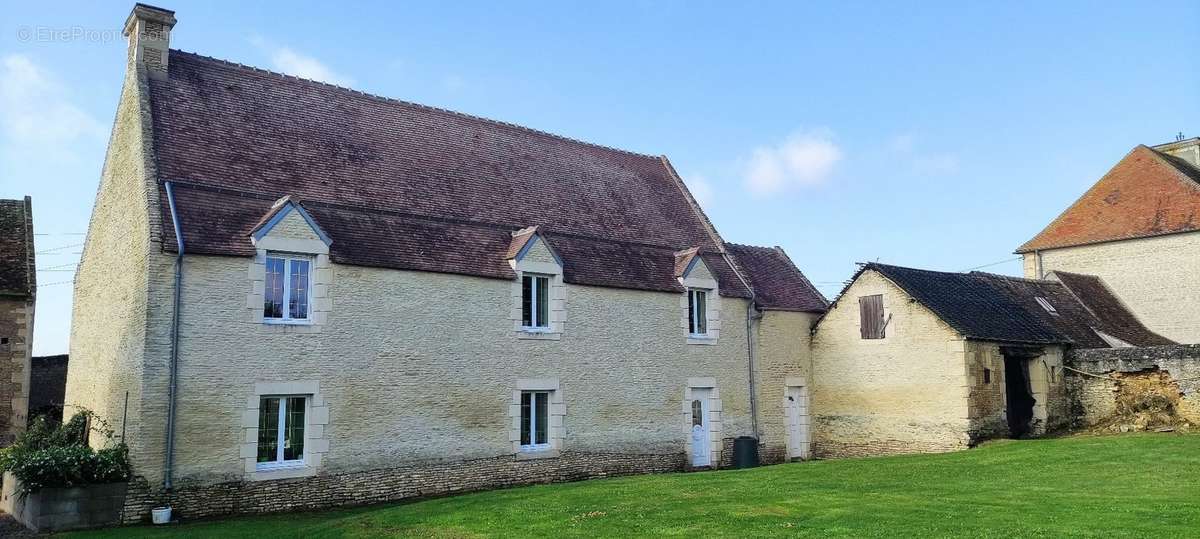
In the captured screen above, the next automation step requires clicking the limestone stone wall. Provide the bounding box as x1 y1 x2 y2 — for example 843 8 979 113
66 58 169 478
965 343 1069 441
139 252 763 491
1066 344 1200 426
810 270 971 458
1022 231 1200 344
121 450 684 523
753 310 818 462
0 297 33 444
965 341 1008 440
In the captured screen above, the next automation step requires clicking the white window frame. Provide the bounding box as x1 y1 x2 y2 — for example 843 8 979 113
519 390 552 452
255 395 308 471
521 273 552 331
688 288 709 337
263 253 314 324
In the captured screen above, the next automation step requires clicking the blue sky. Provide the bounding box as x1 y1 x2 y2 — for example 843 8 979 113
2 1 1198 355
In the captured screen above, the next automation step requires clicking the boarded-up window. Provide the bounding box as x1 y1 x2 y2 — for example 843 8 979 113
859 294 886 339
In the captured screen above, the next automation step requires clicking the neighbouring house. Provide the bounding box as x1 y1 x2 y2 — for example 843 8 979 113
66 5 828 521
1017 137 1200 344
29 354 69 424
810 263 1171 458
0 196 35 446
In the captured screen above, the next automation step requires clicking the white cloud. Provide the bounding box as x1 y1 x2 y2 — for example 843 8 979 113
684 174 715 208
0 54 103 143
250 37 354 86
886 132 960 176
270 47 354 86
744 129 842 195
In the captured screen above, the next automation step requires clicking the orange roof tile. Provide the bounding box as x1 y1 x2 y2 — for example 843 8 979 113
1017 145 1200 253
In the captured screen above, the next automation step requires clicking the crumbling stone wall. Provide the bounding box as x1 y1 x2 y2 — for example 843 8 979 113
1066 344 1200 430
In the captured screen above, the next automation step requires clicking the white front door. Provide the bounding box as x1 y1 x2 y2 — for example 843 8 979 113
785 385 810 460
690 388 711 466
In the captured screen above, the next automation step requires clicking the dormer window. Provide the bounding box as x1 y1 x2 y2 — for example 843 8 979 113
688 289 709 336
522 274 551 330
264 254 312 323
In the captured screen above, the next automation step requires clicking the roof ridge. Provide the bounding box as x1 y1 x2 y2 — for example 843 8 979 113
165 179 701 254
968 270 1060 285
169 50 663 161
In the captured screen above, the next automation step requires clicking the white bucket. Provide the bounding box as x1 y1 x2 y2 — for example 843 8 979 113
151 506 172 525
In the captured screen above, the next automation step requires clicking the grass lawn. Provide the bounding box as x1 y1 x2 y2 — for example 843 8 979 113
65 433 1200 538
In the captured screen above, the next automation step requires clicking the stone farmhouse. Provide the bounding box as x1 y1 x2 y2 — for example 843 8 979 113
1018 138 1200 344
64 3 1187 524
810 263 1172 458
0 196 35 445
66 5 829 519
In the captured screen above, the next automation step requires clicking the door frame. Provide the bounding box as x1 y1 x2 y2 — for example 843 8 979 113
784 377 811 460
683 378 721 468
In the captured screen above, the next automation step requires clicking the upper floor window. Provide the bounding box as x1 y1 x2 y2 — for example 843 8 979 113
522 274 550 329
688 289 709 336
264 254 312 323
256 395 306 470
859 294 886 339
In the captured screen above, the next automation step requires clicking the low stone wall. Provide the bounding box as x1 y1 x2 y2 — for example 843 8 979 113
120 450 687 524
1066 344 1200 428
1 472 127 532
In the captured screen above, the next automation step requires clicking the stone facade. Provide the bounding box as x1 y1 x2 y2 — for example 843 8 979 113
65 19 827 523
810 270 972 458
0 296 33 444
1023 231 1200 344
1066 344 1200 427
120 451 684 523
811 269 1071 459
753 310 818 462
965 342 1068 439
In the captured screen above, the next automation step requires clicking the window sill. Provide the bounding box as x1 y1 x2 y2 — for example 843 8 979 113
517 330 561 341
687 335 718 346
264 319 313 326
516 448 560 460
250 463 314 481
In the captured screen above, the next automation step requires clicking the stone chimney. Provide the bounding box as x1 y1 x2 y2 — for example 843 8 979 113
123 3 176 80
1152 135 1200 169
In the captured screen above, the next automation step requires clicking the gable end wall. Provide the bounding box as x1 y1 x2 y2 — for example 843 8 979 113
810 270 971 458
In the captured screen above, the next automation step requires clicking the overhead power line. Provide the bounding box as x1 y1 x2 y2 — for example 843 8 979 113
960 256 1022 273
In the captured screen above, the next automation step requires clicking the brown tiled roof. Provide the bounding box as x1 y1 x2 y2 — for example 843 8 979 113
1017 145 1200 253
0 197 34 298
725 243 827 312
1048 271 1174 347
826 263 1167 348
150 51 757 297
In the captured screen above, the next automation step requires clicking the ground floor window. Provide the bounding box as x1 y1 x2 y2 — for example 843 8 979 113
257 396 306 469
520 391 551 451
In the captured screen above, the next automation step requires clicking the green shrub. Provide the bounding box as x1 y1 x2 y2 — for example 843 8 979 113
0 409 131 493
